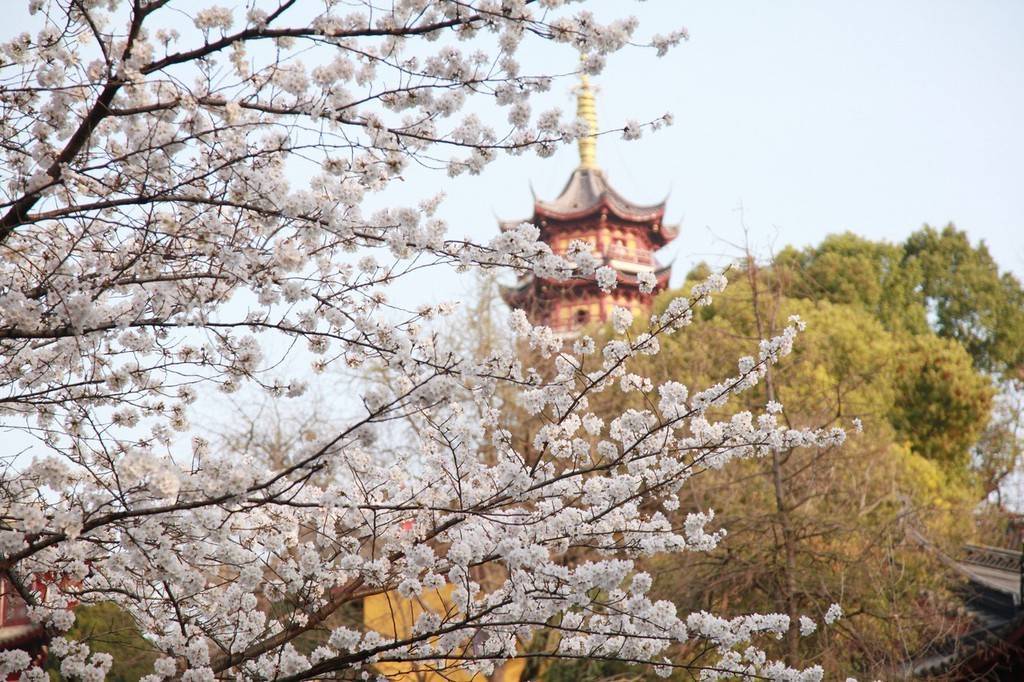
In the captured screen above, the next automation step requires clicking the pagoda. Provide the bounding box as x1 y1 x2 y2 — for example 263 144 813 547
500 76 678 334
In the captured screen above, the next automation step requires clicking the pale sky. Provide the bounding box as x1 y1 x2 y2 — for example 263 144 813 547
5 1 1023 455
388 0 1024 306
11 1 1022 297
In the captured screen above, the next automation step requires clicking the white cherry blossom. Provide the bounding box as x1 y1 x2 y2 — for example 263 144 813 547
0 2 846 680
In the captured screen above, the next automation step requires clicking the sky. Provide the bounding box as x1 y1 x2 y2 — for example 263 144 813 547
10 0 1021 295
4 1 1023 456
382 0 1024 307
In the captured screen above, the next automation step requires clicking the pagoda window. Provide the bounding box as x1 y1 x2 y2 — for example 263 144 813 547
574 307 590 325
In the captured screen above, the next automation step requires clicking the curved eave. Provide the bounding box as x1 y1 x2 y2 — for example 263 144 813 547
499 279 534 307
533 167 670 224
529 275 604 288
612 265 672 288
655 222 680 247
498 218 530 233
523 266 672 291
533 197 666 226
910 614 1024 677
0 623 46 649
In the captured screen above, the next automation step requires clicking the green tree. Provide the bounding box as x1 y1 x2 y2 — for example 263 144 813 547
775 226 1024 503
903 224 1024 376
777 225 1024 376
48 603 158 681
775 232 927 335
575 263 988 678
890 335 994 469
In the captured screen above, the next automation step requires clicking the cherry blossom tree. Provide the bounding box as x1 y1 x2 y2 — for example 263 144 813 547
0 2 847 680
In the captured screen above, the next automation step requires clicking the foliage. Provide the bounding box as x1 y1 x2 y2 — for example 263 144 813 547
904 225 1024 376
776 226 1024 504
567 266 987 679
47 603 158 682
775 232 927 336
776 225 1024 376
890 335 993 469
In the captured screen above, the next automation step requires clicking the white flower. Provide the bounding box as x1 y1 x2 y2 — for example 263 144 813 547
154 658 177 678
194 6 234 31
0 650 31 677
596 266 618 292
329 627 361 652
824 603 843 625
637 270 657 294
611 306 633 333
582 414 604 435
573 335 596 355
0 7 858 680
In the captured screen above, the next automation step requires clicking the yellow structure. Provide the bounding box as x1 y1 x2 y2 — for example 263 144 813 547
363 585 525 682
576 75 599 170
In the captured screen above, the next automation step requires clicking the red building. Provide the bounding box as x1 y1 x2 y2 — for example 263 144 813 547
501 77 678 333
0 576 49 676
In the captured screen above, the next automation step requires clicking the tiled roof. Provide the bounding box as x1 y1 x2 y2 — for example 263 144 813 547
535 168 667 223
910 544 1024 677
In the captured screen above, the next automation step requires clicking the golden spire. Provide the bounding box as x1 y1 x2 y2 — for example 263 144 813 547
577 74 599 170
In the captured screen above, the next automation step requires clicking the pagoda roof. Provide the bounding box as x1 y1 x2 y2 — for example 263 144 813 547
0 622 46 650
497 76 679 245
536 167 668 223
499 168 679 247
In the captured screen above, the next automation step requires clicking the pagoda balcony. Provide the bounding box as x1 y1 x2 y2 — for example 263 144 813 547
605 244 655 264
604 245 656 273
544 318 588 338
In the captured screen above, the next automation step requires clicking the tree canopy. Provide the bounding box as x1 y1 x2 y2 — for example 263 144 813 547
451 249 1002 679
599 266 989 678
777 225 1024 376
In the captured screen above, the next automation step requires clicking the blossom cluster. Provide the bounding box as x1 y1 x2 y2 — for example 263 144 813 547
0 2 849 681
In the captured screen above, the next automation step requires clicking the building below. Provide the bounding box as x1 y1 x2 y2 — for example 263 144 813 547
0 576 50 678
364 584 525 681
911 544 1024 679
500 77 677 334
